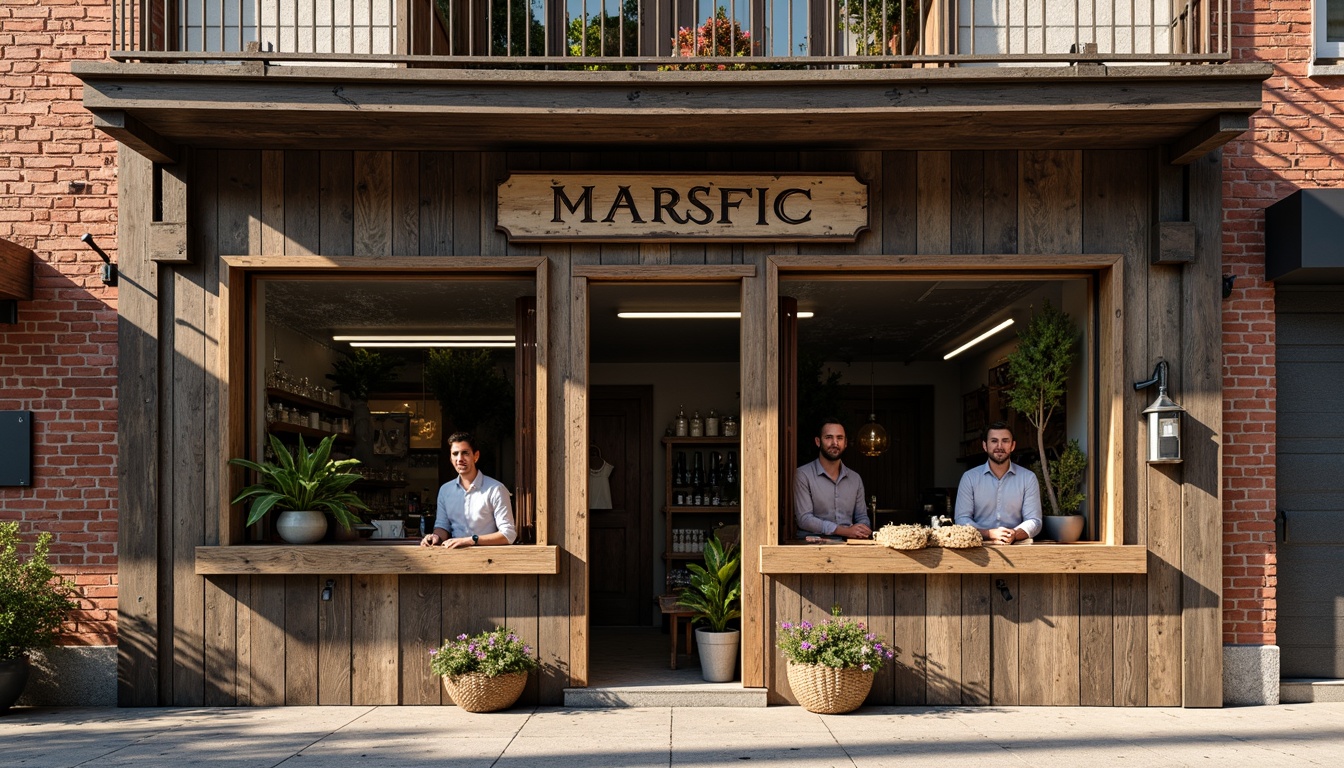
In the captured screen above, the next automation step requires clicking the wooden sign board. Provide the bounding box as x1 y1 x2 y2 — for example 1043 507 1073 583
497 173 868 242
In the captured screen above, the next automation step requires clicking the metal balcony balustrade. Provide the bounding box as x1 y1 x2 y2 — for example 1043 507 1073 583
110 0 1229 67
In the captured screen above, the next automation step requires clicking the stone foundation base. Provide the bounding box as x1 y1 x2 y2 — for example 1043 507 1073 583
1223 644 1280 705
15 646 116 707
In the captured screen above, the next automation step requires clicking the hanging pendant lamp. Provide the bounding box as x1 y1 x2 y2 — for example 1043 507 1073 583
858 337 889 457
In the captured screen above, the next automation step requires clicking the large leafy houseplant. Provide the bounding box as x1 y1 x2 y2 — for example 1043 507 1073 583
423 348 513 435
229 434 370 530
1005 301 1078 516
0 522 77 664
1032 439 1086 516
676 533 741 632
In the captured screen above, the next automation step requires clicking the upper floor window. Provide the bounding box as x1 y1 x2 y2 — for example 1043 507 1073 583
1319 0 1344 59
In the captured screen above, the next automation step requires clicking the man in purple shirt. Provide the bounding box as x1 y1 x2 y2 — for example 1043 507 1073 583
794 419 872 539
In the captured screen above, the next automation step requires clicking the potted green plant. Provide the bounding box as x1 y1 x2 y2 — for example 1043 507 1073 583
1005 301 1081 520
1034 439 1088 543
777 606 895 713
0 522 78 711
229 434 370 544
327 349 400 463
676 533 742 682
430 627 539 712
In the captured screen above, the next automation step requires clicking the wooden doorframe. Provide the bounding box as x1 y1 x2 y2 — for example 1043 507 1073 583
588 384 655 626
568 264 764 687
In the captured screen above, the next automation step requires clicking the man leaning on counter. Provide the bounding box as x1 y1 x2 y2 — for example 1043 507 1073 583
420 431 516 548
953 421 1042 545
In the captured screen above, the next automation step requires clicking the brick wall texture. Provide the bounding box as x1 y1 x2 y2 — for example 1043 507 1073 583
0 0 118 646
1218 0 1340 647
0 1 1317 652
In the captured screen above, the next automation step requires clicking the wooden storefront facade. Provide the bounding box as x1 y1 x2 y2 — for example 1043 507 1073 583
79 62 1268 708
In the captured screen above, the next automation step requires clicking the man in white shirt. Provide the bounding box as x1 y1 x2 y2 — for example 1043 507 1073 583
953 422 1043 545
420 432 517 548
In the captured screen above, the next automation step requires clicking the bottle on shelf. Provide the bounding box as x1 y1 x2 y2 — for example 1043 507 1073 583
723 414 738 437
675 406 688 437
689 410 704 437
673 452 687 486
706 409 720 437
691 451 704 487
723 451 738 505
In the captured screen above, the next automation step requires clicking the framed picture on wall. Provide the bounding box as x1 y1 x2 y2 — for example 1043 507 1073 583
370 411 411 457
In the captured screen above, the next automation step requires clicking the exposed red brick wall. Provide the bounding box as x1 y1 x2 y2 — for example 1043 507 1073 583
0 0 118 646
1219 0 1342 645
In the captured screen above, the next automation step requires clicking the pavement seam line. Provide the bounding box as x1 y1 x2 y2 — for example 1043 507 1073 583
268 705 379 768
816 712 861 767
486 706 534 768
67 712 224 768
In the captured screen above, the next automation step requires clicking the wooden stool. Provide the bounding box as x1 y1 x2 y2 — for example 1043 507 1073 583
658 595 697 670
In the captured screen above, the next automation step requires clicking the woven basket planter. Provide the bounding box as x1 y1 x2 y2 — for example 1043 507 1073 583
786 662 874 714
443 671 528 712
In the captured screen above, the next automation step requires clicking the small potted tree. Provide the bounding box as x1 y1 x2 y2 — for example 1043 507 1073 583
0 522 78 710
1005 301 1083 528
1035 439 1087 542
676 533 742 682
230 434 370 544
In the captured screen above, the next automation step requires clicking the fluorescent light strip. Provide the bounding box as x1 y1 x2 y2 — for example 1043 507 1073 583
616 311 814 319
942 318 1015 361
350 341 515 348
333 335 515 343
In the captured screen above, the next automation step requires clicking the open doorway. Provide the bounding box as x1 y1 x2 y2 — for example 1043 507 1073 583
587 281 742 681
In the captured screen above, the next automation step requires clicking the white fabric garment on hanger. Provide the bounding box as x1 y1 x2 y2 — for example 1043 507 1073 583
588 460 614 509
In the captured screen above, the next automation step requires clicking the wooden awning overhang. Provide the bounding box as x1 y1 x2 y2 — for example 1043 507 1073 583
72 62 1270 164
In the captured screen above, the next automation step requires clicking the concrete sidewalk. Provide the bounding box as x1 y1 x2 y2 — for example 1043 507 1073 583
4 703 1342 767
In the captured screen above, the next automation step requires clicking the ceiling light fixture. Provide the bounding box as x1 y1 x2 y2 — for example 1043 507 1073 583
942 318 1015 361
349 341 515 348
333 334 515 348
858 336 889 458
333 335 515 342
616 311 813 319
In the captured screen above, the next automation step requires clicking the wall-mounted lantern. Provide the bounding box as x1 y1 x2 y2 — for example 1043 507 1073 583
1133 360 1185 464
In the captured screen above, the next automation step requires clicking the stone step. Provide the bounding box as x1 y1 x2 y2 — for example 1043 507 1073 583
564 683 768 708
1280 678 1344 703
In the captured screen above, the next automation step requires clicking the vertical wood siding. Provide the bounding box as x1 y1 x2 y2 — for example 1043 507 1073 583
120 148 1220 706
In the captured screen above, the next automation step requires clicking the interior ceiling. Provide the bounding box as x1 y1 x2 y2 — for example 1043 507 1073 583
266 277 1049 365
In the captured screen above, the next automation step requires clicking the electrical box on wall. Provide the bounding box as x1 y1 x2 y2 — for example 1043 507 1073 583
0 411 33 486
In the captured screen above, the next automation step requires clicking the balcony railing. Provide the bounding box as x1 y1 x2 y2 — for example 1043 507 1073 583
111 0 1231 66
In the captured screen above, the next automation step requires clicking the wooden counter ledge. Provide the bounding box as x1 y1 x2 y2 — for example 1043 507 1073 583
195 544 560 575
758 542 1146 574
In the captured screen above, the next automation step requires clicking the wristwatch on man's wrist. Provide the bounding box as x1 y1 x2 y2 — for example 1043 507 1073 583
471 534 479 546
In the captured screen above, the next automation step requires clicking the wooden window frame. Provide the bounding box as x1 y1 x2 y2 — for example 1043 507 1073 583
757 253 1145 575
196 255 557 575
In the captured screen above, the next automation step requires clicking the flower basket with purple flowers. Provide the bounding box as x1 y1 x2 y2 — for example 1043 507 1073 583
777 607 895 713
431 627 538 712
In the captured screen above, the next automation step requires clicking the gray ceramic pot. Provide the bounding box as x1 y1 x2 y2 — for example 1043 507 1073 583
1042 515 1085 543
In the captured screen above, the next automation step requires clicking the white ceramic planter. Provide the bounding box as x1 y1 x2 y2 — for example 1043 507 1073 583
275 509 328 544
695 628 740 682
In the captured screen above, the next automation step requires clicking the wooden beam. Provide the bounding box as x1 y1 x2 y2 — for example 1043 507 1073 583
770 253 1122 272
0 237 34 300
1169 113 1250 165
195 545 561 574
759 544 1149 574
572 264 757 279
221 254 545 271
90 109 178 164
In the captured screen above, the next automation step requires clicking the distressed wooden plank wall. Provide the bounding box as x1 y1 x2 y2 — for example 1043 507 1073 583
120 148 1219 707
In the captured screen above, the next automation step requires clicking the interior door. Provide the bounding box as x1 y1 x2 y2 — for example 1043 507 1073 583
589 385 654 626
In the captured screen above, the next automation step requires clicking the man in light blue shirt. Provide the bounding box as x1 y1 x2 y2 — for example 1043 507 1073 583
794 418 872 539
420 432 517 548
954 421 1042 545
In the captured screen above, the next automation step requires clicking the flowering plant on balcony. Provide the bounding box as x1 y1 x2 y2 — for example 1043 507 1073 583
777 606 895 672
430 626 538 679
665 9 753 70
